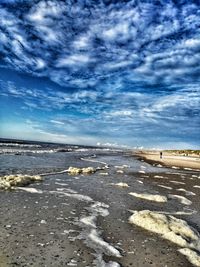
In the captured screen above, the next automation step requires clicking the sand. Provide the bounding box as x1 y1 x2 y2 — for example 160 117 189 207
136 151 200 170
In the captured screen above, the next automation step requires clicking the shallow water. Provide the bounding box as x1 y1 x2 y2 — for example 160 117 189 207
0 141 200 266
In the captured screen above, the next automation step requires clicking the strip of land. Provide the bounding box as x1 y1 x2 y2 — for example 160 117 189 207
135 150 200 170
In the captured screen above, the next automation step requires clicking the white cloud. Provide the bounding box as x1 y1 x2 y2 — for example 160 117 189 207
106 110 133 117
50 120 65 125
27 1 63 23
73 35 90 49
57 54 91 67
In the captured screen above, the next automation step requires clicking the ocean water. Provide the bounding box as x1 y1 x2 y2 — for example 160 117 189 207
0 139 116 175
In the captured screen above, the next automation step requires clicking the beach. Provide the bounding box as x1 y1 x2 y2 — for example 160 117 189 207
0 141 200 266
136 151 200 170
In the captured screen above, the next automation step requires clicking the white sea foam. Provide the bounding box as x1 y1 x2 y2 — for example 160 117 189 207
0 142 41 148
129 210 200 265
57 188 77 194
115 182 129 188
116 170 124 174
89 229 121 257
55 182 68 186
114 166 125 169
79 200 121 266
169 194 192 205
157 185 172 190
128 209 196 216
103 262 120 267
176 188 196 196
129 192 167 202
154 175 166 179
81 157 108 166
123 165 130 168
67 259 77 266
179 248 200 266
194 185 200 189
50 190 93 202
80 215 96 228
76 148 89 152
170 181 185 185
93 255 120 267
0 174 43 190
91 202 110 217
17 187 43 193
157 164 163 168
0 148 58 154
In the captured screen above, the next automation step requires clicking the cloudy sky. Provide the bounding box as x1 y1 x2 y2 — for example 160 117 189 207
0 0 199 148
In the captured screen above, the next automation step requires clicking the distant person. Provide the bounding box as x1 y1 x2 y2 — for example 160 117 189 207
160 151 163 159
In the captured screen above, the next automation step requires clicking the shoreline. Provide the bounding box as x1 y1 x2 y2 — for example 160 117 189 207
135 151 200 170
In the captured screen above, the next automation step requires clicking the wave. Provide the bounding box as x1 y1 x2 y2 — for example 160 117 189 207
0 142 41 148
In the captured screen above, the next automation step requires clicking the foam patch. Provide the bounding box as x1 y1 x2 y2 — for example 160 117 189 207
154 175 167 179
169 194 192 205
176 188 196 196
89 229 121 257
80 215 96 228
79 200 121 266
154 175 164 178
179 248 200 267
93 255 120 267
0 174 43 190
172 166 180 169
67 166 96 175
17 187 43 193
129 210 200 265
50 190 93 202
157 185 172 190
170 181 185 185
116 170 124 174
129 192 167 202
115 182 129 188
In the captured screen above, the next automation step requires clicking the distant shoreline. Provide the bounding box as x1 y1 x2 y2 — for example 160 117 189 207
135 150 200 170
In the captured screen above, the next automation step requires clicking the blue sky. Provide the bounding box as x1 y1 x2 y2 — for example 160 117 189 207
0 0 199 149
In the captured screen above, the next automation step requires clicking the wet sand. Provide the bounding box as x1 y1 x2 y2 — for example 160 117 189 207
136 151 200 170
0 149 200 266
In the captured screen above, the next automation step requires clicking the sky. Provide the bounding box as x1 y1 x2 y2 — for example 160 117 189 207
0 0 200 149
